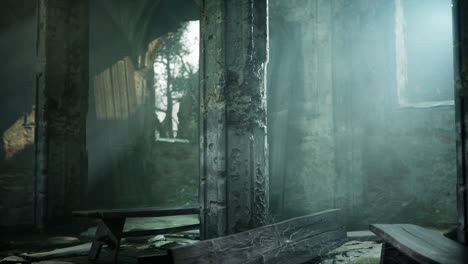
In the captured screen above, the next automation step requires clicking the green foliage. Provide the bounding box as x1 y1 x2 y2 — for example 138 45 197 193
155 23 190 64
153 22 198 139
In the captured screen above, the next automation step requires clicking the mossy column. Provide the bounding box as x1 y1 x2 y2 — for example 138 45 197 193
35 0 89 230
199 0 269 238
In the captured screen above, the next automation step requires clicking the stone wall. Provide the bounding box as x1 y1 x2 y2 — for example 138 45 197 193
0 0 36 228
268 0 337 220
35 0 90 228
332 0 457 229
147 141 199 206
268 0 457 229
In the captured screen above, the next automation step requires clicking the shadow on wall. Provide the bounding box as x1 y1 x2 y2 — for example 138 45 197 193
0 0 36 228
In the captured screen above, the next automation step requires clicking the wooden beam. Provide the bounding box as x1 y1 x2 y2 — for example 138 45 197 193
200 0 269 239
123 224 199 237
454 0 468 244
72 205 200 219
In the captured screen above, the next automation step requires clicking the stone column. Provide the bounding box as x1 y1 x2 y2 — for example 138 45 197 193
35 0 89 229
199 0 269 238
454 0 468 244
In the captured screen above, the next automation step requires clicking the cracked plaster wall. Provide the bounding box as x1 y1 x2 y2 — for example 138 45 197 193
268 0 457 229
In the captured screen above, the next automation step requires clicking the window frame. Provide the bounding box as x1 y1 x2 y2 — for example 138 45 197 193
394 0 455 109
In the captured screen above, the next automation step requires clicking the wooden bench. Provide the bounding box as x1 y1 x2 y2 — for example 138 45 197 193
72 205 200 263
139 209 347 264
370 224 468 264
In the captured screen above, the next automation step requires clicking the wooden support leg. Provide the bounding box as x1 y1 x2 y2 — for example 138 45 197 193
380 243 418 264
88 238 102 261
89 218 125 263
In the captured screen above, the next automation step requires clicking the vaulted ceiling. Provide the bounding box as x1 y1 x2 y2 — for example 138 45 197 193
91 0 199 73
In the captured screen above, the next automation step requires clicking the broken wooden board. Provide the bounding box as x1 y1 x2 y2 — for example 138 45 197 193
124 224 200 237
20 243 91 261
166 209 346 264
370 224 468 264
0 256 29 263
72 205 200 219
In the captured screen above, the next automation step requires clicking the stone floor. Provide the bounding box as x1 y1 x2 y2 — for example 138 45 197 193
1 227 384 264
1 215 457 264
0 215 199 264
1 238 383 264
14 216 458 264
314 241 381 264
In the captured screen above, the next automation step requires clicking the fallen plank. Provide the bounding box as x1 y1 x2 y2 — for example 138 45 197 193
29 261 74 264
370 224 468 264
72 205 200 219
20 243 91 261
168 209 346 264
124 224 200 237
0 256 29 263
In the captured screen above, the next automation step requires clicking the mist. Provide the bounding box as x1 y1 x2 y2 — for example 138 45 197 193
268 0 457 230
0 0 457 233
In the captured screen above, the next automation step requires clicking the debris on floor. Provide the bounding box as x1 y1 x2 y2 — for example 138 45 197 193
315 240 381 264
0 255 29 263
45 237 80 247
2 222 385 264
20 243 91 261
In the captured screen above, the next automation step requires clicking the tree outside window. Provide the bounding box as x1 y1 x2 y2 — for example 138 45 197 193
153 21 199 141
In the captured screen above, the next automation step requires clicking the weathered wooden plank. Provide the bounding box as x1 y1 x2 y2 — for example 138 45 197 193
123 224 200 237
370 224 468 264
100 74 109 119
95 74 108 119
97 75 106 119
72 205 200 218
93 76 102 118
111 63 122 119
21 243 92 261
170 209 346 264
124 57 137 115
103 68 116 120
117 59 129 119
89 218 125 262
